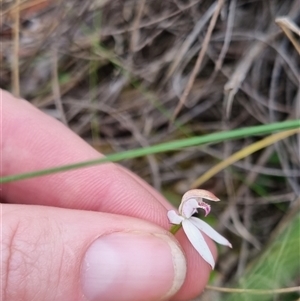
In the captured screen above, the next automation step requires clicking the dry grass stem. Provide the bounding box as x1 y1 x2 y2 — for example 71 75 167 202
12 0 20 96
205 285 300 295
51 47 68 126
171 0 224 123
130 0 146 53
191 129 300 188
276 17 300 54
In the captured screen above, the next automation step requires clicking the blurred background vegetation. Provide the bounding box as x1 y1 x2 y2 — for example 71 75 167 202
1 0 299 300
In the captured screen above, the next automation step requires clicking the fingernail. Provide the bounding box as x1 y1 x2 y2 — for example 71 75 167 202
81 232 186 301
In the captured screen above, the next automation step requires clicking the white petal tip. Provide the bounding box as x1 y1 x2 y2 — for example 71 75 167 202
222 239 232 248
221 241 232 248
208 260 215 270
167 210 183 225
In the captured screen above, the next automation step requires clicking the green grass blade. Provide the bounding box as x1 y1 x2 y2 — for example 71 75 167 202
224 210 300 301
1 119 299 183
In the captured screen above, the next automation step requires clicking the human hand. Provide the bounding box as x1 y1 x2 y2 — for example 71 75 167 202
1 89 216 301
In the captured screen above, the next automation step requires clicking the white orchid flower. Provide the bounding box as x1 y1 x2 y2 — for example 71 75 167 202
167 189 232 269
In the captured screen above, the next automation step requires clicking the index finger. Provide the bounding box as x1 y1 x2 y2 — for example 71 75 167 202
1 89 216 300
1 89 171 223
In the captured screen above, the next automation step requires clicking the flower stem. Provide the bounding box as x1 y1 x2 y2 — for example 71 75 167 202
170 224 182 235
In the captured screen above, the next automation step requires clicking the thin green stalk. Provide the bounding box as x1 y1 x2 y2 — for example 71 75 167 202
170 224 182 235
1 120 299 183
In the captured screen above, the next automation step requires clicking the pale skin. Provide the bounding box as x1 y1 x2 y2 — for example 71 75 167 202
1 89 217 301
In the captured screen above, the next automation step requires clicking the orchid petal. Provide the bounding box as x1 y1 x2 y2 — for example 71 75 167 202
182 219 215 269
189 217 232 248
180 198 199 218
182 189 220 203
167 210 184 225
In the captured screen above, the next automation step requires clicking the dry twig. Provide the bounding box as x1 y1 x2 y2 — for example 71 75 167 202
171 0 224 124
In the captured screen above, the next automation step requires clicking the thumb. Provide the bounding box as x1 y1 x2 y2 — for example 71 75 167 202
2 204 186 301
